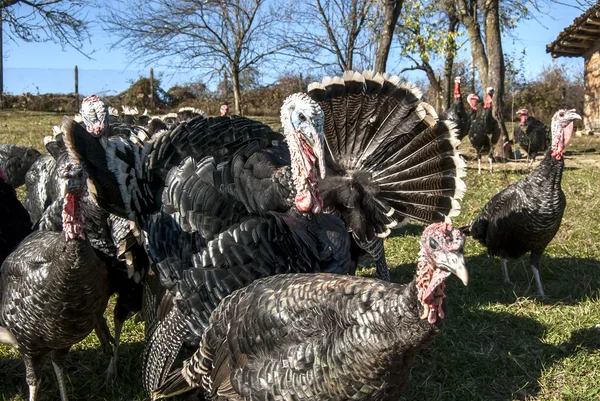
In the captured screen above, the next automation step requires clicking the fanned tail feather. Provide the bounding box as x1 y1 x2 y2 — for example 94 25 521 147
308 71 466 242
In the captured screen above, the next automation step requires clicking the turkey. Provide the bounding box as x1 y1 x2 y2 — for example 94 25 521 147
0 144 41 188
64 70 466 394
162 112 179 130
466 109 581 298
31 106 150 381
514 108 550 166
468 87 501 174
466 93 479 129
0 155 110 401
153 222 468 401
439 77 469 140
0 167 32 266
177 107 205 122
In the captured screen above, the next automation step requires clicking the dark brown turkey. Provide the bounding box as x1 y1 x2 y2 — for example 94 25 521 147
153 222 467 401
0 154 110 401
468 109 581 298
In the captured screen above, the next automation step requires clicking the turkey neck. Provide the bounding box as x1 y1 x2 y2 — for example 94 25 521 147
531 149 564 193
63 191 88 242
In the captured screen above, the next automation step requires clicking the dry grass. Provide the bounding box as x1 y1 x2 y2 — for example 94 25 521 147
1 111 600 400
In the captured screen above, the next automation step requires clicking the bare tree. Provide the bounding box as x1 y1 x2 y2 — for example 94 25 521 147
0 0 91 106
104 0 287 114
374 0 403 73
396 0 462 111
285 0 376 73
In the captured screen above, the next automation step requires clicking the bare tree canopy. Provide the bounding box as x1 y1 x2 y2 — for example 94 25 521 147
284 0 376 73
1 0 90 47
103 0 287 114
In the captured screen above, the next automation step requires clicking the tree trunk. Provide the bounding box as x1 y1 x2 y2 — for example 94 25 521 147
374 0 403 73
0 7 3 109
456 0 489 89
484 0 509 146
231 68 242 115
442 13 458 110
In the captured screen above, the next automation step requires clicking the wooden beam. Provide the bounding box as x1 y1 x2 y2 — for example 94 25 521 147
570 33 599 40
560 41 592 48
578 26 600 34
554 47 585 55
587 17 600 26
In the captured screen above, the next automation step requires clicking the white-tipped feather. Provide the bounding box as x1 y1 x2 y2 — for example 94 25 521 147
307 82 325 92
109 106 119 116
43 136 54 146
448 198 461 217
162 112 177 119
400 82 423 100
0 327 18 346
52 125 63 137
420 102 438 120
343 70 365 83
73 113 83 123
376 227 391 238
122 105 139 115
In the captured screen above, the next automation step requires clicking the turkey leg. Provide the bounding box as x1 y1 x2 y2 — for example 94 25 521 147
500 257 513 286
51 347 71 401
530 252 546 299
23 353 45 401
105 317 124 381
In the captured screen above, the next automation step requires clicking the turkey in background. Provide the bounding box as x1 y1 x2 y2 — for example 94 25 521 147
466 109 581 299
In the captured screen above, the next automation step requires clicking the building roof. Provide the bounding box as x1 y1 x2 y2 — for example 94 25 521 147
547 2 600 58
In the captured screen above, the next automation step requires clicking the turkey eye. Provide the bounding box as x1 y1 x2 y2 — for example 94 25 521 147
559 112 564 117
298 113 306 122
429 238 438 250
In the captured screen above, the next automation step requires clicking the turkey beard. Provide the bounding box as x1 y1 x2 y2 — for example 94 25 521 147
416 259 451 324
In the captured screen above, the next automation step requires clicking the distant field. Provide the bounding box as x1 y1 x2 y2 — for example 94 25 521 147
1 110 600 400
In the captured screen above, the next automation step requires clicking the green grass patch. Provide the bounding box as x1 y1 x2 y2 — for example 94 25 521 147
1 111 600 400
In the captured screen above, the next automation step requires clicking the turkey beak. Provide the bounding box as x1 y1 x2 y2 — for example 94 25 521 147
438 252 468 286
567 110 582 121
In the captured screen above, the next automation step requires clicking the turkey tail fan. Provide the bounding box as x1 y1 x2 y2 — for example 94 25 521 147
308 70 466 242
64 116 156 220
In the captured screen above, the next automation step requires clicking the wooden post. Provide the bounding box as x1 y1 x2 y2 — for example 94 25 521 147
299 72 303 92
74 65 79 110
149 67 154 108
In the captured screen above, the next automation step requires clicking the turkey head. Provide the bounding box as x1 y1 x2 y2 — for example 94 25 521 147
416 222 467 324
280 92 326 214
453 76 462 98
467 94 479 111
80 94 110 137
551 109 581 160
58 157 88 240
516 108 529 125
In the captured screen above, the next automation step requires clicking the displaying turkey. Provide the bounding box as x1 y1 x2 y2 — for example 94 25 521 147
0 155 110 401
514 108 550 166
0 144 41 188
153 222 468 400
30 106 150 381
0 167 32 266
468 87 501 174
439 77 469 140
64 71 466 395
466 109 581 298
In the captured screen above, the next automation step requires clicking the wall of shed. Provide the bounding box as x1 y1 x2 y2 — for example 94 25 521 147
584 41 600 134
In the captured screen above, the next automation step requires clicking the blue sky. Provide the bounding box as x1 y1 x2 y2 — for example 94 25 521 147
2 1 586 95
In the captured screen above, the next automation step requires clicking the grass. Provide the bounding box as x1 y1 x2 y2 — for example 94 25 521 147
1 110 600 400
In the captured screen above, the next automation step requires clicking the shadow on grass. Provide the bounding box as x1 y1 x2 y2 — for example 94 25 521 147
383 256 594 400
399 307 567 401
0 341 147 401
